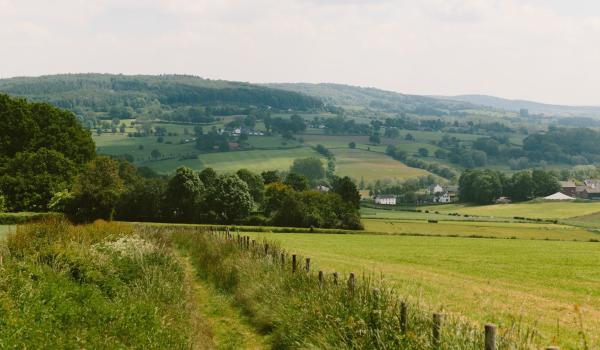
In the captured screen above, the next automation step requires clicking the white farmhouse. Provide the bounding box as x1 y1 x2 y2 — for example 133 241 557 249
433 192 451 203
375 195 396 205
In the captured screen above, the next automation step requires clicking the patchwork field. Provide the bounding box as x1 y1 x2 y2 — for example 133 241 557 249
247 232 600 349
144 148 322 174
332 148 431 182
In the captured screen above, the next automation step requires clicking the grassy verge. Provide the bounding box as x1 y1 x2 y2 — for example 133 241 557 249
166 225 537 349
0 220 206 348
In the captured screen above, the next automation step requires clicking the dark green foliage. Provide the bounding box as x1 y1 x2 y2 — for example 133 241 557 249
331 176 361 208
348 142 356 149
199 167 218 188
261 170 281 185
505 171 534 202
417 147 429 157
459 169 505 204
290 157 325 182
524 127 600 163
264 183 362 230
236 169 265 204
531 169 561 197
205 175 253 223
284 173 310 191
164 167 204 222
196 130 229 152
66 157 126 223
0 149 77 211
0 94 95 165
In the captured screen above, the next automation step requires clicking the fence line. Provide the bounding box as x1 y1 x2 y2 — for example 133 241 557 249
203 226 558 350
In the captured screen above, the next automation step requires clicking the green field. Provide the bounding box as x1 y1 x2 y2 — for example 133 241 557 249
247 232 600 349
332 148 431 182
144 148 323 174
0 225 14 240
424 201 600 219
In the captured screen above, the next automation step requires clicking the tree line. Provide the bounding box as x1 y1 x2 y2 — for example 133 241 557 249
458 169 561 204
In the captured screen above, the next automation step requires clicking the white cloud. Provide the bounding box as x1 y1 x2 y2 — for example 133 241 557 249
0 0 599 105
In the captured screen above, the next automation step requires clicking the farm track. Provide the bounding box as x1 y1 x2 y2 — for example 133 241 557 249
179 253 269 350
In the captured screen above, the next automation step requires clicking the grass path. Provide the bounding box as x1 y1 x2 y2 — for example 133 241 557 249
179 253 269 350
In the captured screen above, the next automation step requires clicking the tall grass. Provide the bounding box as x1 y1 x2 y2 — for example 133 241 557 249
0 219 196 349
167 226 539 349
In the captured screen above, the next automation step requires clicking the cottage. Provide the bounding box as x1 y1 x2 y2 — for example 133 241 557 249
559 181 577 197
433 192 452 203
544 192 574 201
375 195 396 205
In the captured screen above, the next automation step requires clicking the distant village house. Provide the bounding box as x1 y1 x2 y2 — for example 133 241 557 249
375 195 396 205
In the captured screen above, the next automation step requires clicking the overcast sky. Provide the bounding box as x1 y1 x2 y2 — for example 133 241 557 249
1 0 599 105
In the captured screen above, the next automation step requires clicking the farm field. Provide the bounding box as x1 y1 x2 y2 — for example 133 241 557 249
332 148 432 182
362 218 600 241
0 225 14 240
424 201 600 219
247 232 600 349
144 148 323 174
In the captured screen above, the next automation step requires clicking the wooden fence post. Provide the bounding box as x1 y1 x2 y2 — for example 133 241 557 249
318 271 324 284
305 258 311 273
292 254 297 273
432 313 443 348
264 243 269 256
333 272 338 285
347 272 356 292
485 324 497 350
400 302 408 334
280 252 285 268
545 347 560 350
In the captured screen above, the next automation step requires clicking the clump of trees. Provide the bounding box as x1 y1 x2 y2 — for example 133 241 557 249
458 169 561 204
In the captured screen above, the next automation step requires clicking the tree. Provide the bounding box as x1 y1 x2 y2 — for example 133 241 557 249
458 169 504 204
418 148 429 157
331 176 361 208
206 175 253 223
506 171 533 202
384 127 400 139
0 192 6 212
151 149 162 160
369 133 381 144
236 169 265 204
348 142 356 149
199 167 218 188
0 94 95 165
531 169 561 197
164 167 204 222
116 178 167 222
0 149 77 211
261 170 281 185
284 173 309 191
404 133 415 141
66 156 125 222
290 157 325 182
434 149 447 159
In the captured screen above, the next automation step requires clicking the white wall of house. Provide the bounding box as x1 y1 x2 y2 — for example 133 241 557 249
375 196 396 205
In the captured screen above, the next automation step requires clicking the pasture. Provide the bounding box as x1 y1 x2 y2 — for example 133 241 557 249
247 231 600 349
144 148 323 174
332 148 431 182
0 225 14 240
424 201 600 219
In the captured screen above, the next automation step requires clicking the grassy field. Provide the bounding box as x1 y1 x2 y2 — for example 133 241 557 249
144 147 323 174
424 201 600 219
0 225 14 240
247 232 600 349
332 148 431 182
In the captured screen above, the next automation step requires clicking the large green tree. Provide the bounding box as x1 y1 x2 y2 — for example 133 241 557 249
458 169 504 204
0 94 95 164
331 176 361 208
506 171 534 202
66 156 125 222
290 157 325 183
206 175 253 223
165 167 204 222
236 169 265 204
531 170 561 197
0 149 77 211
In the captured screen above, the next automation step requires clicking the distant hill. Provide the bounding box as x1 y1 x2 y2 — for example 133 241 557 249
0 74 324 120
265 83 474 115
445 94 600 117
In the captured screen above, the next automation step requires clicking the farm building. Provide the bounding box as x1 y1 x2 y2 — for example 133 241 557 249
375 195 396 205
559 181 577 197
430 184 458 203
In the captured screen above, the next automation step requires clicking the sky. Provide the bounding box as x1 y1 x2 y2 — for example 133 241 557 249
1 0 599 105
